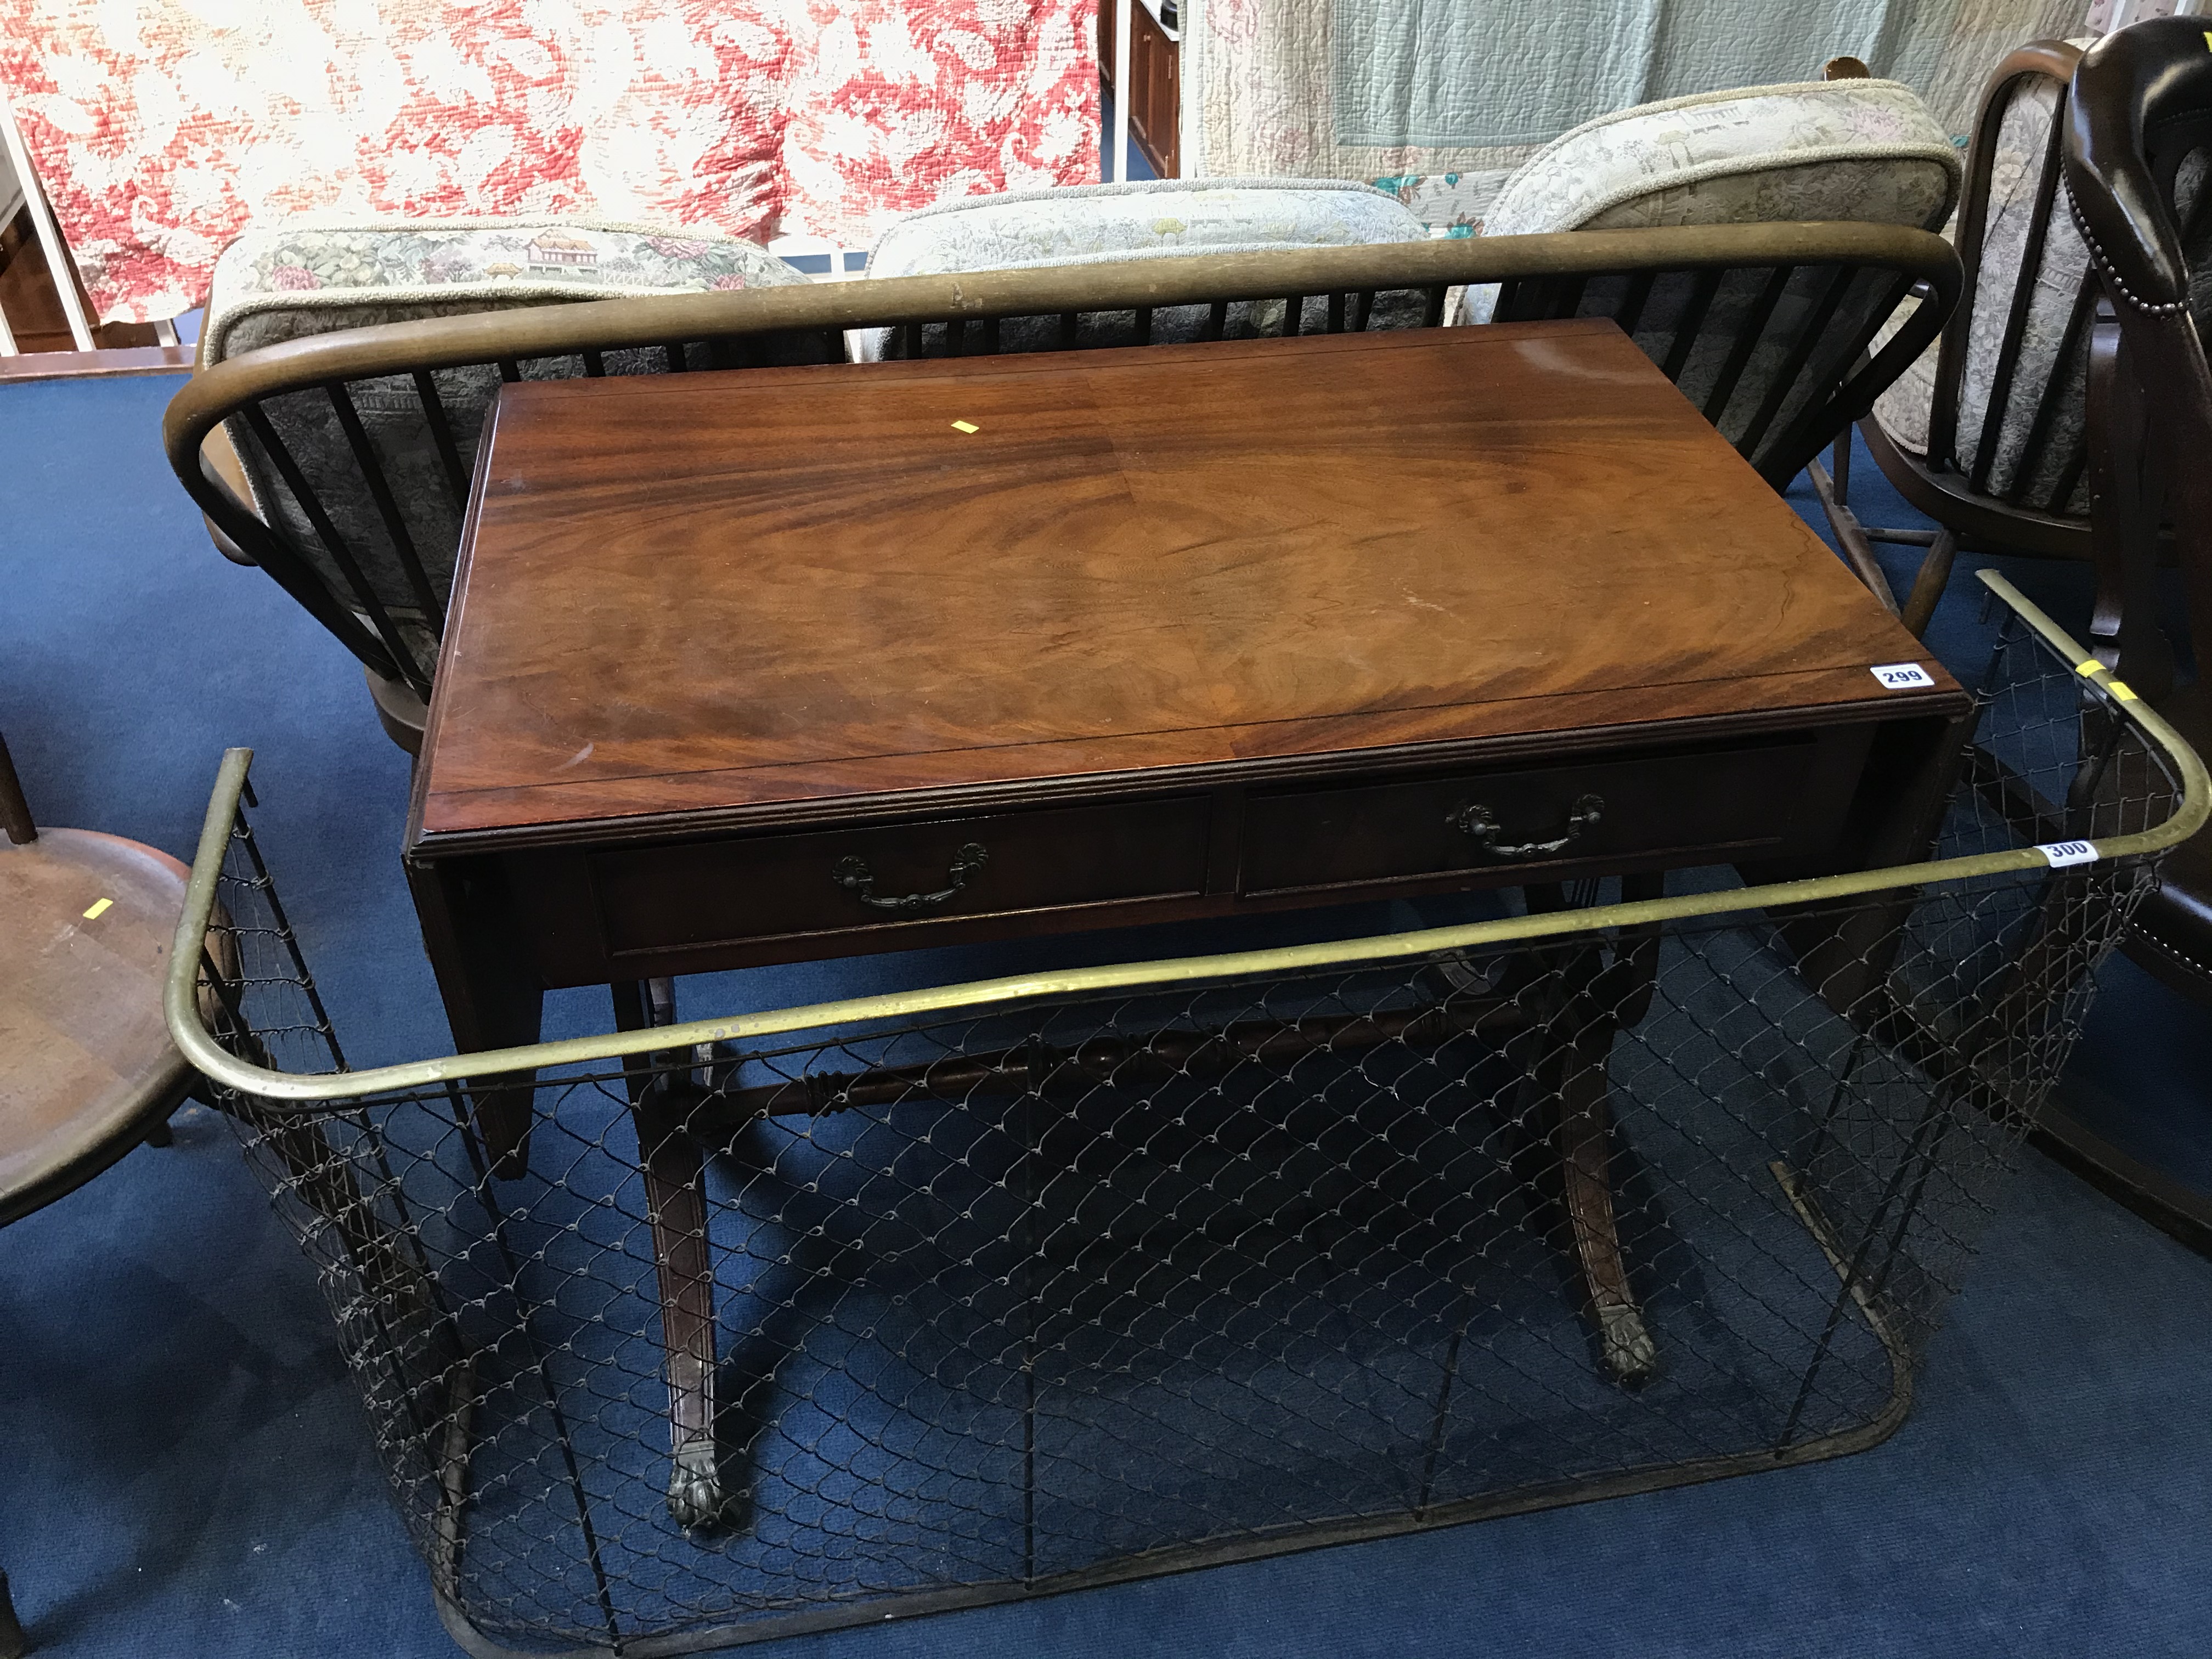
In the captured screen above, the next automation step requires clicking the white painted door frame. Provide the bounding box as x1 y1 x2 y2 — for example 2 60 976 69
0 82 95 353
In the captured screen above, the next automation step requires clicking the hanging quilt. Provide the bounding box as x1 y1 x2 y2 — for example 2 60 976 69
0 0 1098 323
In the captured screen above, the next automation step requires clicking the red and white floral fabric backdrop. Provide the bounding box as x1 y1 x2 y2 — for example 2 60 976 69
0 0 1098 323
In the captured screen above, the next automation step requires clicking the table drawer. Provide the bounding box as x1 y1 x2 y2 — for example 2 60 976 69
591 796 1212 956
1240 736 1842 896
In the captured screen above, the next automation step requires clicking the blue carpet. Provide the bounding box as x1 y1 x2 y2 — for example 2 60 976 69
2 370 2210 1656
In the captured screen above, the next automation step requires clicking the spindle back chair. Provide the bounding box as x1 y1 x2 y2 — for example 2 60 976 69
1813 40 2143 634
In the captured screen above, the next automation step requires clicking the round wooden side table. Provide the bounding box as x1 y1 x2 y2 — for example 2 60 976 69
0 734 196 1657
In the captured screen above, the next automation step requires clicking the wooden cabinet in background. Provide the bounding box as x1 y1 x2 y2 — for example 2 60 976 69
1097 0 1180 178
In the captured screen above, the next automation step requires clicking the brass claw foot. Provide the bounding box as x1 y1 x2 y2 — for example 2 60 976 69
1596 1303 1659 1386
667 1439 738 1530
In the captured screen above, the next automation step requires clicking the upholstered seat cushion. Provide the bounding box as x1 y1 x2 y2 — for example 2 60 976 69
201 216 808 362
1440 78 1959 475
199 218 809 667
1480 78 1960 238
854 178 1431 359
1868 65 2098 515
1866 301 1942 457
1461 79 1961 324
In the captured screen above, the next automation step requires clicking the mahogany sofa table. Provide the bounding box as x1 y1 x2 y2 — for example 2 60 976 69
404 318 1971 1524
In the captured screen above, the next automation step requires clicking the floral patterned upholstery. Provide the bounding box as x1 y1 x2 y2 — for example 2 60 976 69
1460 79 1961 325
202 217 807 362
200 217 809 678
1867 35 2212 521
3 1 1096 325
1430 77 1960 477
853 178 1432 360
1869 61 2097 515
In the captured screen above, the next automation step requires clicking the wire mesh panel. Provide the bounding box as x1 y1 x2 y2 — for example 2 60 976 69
178 585 2193 1657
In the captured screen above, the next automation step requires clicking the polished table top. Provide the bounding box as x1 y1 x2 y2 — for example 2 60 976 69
410 319 1959 850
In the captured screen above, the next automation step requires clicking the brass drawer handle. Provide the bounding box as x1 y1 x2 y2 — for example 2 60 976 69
1449 793 1604 861
832 842 989 913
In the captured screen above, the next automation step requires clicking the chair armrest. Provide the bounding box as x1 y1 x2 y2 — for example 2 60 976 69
2085 297 2178 698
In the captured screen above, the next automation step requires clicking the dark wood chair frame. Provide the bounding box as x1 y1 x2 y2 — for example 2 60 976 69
1812 40 2098 637
2028 16 2212 1257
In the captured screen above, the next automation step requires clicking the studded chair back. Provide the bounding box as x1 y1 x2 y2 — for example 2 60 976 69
2061 13 2212 1002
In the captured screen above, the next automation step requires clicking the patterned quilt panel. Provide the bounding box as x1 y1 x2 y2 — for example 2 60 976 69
0 0 1099 323
1185 0 2084 234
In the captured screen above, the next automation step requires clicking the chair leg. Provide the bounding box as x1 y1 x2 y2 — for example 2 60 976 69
1805 452 1903 617
143 1071 199 1147
613 979 730 1530
1898 527 1958 640
0 1567 26 1659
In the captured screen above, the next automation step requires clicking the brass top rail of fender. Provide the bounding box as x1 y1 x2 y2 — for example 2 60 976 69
164 569 2207 1103
163 220 1956 457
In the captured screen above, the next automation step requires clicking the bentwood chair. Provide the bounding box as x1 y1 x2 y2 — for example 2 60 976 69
0 732 197 1657
1813 39 2100 635
0 732 193 1216
188 218 819 753
2047 15 2212 1248
854 101 1965 499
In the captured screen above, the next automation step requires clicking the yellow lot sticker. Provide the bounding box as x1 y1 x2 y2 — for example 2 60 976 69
950 420 980 434
2074 659 2140 699
82 897 112 920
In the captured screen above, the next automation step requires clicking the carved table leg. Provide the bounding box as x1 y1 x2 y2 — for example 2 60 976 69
614 979 731 1529
1516 878 1662 1386
679 883 1669 1397
641 1098 723 1528
1555 1021 1657 1385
